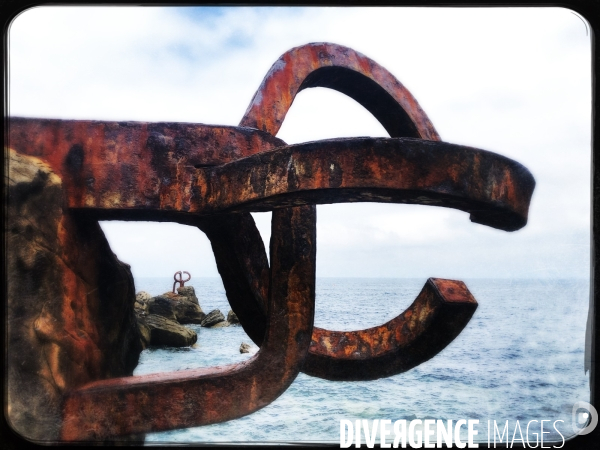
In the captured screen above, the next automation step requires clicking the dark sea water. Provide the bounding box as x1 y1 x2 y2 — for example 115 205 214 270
132 277 591 445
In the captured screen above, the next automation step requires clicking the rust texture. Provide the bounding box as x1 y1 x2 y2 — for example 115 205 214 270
6 42 536 439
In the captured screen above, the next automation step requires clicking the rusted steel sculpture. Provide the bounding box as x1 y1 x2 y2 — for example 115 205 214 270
7 42 535 439
173 271 191 293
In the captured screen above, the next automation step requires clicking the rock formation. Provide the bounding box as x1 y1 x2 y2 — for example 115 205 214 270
148 295 178 321
239 342 251 353
145 288 205 324
200 309 227 328
169 287 205 324
137 317 152 349
136 314 197 347
227 309 240 325
6 149 143 441
133 287 204 348
172 298 206 324
177 285 199 303
135 291 152 313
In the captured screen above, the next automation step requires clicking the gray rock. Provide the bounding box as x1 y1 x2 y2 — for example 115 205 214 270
139 314 197 347
148 295 177 321
137 318 152 349
201 309 227 327
171 298 205 324
134 292 150 313
135 291 151 310
148 291 205 324
136 291 152 303
177 286 199 305
6 149 142 441
227 310 240 325
134 301 148 313
240 342 251 353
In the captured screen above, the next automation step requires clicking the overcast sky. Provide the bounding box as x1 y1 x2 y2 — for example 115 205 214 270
8 6 592 280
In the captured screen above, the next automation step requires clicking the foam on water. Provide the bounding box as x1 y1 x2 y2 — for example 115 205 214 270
133 278 591 444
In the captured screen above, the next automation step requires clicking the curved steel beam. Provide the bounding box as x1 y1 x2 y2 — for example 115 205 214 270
239 42 440 140
194 138 535 231
306 278 478 381
228 44 528 381
229 43 519 381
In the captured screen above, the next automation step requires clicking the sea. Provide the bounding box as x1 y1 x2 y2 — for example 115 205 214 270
131 277 591 445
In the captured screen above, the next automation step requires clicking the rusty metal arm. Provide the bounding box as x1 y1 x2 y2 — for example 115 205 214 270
305 278 478 381
46 137 534 233
8 117 533 230
195 138 535 231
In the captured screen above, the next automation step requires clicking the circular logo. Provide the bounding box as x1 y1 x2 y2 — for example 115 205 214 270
571 401 598 435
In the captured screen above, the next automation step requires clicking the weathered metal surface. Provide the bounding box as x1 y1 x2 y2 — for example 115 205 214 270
172 271 191 293
240 42 440 140
306 278 477 381
8 122 534 230
6 42 537 439
60 205 316 440
197 138 533 231
8 118 286 168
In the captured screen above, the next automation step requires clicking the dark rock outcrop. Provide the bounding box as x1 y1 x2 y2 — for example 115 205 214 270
134 288 203 347
6 149 143 441
227 310 240 325
147 295 178 321
173 286 204 323
144 290 205 324
172 298 205 324
240 342 251 353
137 314 197 347
137 318 152 349
177 285 199 304
201 309 227 327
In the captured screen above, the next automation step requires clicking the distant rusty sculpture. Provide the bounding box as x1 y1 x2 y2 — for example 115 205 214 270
7 42 535 440
172 271 191 293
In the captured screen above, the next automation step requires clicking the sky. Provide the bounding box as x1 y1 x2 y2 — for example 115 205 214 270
8 6 592 280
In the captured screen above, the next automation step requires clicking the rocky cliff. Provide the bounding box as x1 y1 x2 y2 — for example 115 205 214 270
6 149 143 442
